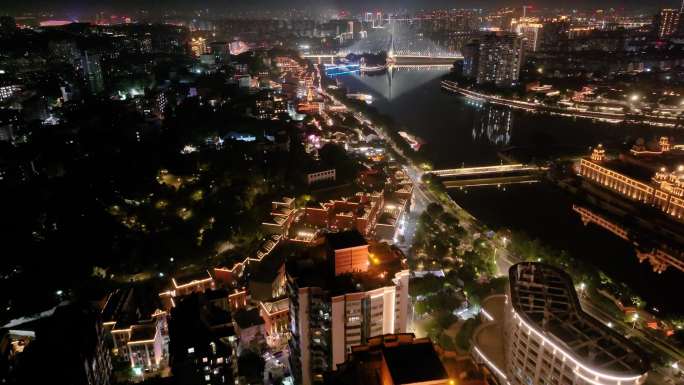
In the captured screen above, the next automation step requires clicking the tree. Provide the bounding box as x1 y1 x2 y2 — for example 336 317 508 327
426 202 444 218
409 274 444 297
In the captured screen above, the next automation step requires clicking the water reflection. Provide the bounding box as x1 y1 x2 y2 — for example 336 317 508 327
573 204 684 275
472 106 513 146
344 66 449 101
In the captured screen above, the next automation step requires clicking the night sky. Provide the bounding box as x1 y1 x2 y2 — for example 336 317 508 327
0 0 680 15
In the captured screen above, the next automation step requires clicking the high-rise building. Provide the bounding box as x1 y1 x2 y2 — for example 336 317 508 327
81 52 105 94
514 22 543 53
1 304 113 385
168 293 235 385
190 37 208 57
49 39 80 64
462 32 524 87
658 8 681 38
462 41 481 78
287 231 410 385
0 83 20 102
472 263 650 385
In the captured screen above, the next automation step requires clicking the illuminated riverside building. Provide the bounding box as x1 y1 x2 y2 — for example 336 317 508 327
578 140 684 222
287 231 410 385
473 263 649 385
573 205 684 274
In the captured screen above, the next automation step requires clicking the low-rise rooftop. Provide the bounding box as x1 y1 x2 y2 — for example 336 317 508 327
129 322 157 343
233 308 264 330
329 334 448 385
326 230 367 250
286 243 405 296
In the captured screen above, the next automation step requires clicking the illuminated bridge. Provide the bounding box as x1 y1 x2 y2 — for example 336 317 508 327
427 164 548 178
305 21 462 65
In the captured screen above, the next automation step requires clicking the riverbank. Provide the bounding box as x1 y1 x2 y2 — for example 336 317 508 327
441 80 684 128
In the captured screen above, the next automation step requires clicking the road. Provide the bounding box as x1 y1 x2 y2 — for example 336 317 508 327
441 80 683 129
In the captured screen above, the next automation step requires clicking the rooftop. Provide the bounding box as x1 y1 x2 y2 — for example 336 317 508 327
286 244 406 296
330 334 448 385
509 263 649 376
326 230 368 250
382 340 448 384
598 158 654 182
247 252 285 283
260 298 289 315
586 147 684 183
100 287 134 323
173 271 213 288
233 308 264 330
129 321 157 343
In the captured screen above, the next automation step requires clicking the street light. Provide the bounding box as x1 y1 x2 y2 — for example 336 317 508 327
578 282 586 298
631 313 639 329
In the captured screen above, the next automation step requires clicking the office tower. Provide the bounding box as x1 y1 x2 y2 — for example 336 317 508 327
81 52 105 94
473 263 650 385
287 230 410 385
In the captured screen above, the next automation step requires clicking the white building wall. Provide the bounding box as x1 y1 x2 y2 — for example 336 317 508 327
382 287 396 334
394 270 410 333
331 298 346 370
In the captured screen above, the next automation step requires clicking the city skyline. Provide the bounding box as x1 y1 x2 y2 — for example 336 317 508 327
2 3 684 385
0 1 681 15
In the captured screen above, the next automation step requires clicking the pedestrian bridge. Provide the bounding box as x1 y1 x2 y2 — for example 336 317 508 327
427 164 547 178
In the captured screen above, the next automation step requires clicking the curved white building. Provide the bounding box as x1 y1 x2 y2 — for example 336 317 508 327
473 262 649 385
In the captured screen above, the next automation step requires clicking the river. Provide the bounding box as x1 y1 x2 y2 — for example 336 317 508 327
333 67 684 316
